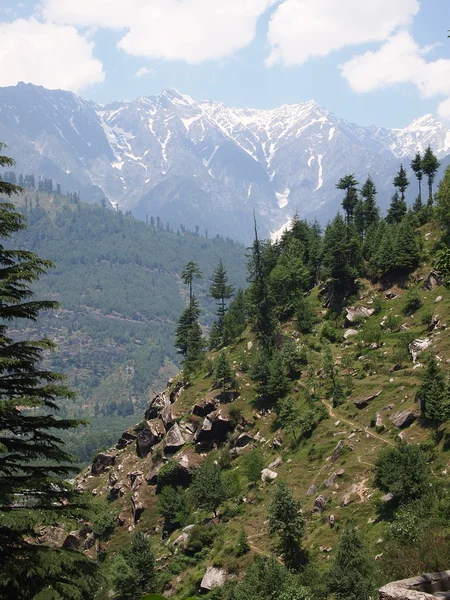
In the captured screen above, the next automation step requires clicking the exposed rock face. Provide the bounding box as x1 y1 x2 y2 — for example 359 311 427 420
62 531 82 550
136 420 165 457
314 495 327 512
306 484 318 497
234 432 253 449
91 452 116 476
423 271 441 290
331 440 344 463
192 397 218 418
145 393 169 420
268 456 282 469
344 329 359 339
323 473 337 488
345 306 375 324
131 493 145 524
161 404 174 430
194 410 232 444
409 338 432 363
164 423 185 452
116 430 137 450
170 380 184 404
391 410 418 428
261 468 278 483
200 567 227 592
353 389 383 409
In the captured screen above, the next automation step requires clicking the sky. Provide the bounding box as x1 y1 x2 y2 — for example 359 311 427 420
0 0 449 128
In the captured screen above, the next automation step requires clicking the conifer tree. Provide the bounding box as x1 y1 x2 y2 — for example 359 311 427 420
361 175 380 230
0 144 98 599
190 460 225 517
277 396 300 441
353 199 365 239
436 165 450 234
181 260 202 306
112 532 155 599
223 288 247 343
386 191 407 224
336 174 359 227
422 146 440 205
209 259 234 320
327 523 376 600
266 350 291 403
175 296 201 356
393 217 421 272
214 351 236 392
393 164 410 202
411 152 423 203
268 482 305 568
418 356 450 440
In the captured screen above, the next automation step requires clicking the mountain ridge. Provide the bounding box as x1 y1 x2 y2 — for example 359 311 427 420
1 82 450 241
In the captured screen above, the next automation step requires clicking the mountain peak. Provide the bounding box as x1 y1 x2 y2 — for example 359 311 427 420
404 113 444 131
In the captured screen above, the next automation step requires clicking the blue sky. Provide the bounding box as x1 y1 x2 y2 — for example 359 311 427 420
0 0 449 128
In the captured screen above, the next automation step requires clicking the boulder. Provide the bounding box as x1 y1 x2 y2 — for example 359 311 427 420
195 410 233 445
436 295 443 303
144 393 169 420
391 410 418 429
331 440 344 463
329 515 336 528
353 389 383 409
336 469 345 477
234 432 253 449
382 492 394 503
192 397 218 418
423 271 441 290
409 338 432 363
261 468 278 483
376 413 383 428
344 329 359 339
306 484 317 497
164 423 185 452
91 452 116 476
161 404 174 430
323 473 337 488
131 493 145 524
129 471 143 490
200 567 227 592
136 420 165 457
194 416 213 444
268 456 282 469
170 380 184 404
314 495 327 512
345 306 375 325
62 531 82 550
116 430 137 450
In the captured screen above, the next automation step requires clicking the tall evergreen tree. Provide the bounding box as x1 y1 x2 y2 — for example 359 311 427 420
418 356 450 440
214 351 236 392
360 176 380 231
209 259 234 320
422 146 440 205
175 296 201 356
393 164 410 202
327 523 376 600
386 191 407 224
436 165 450 234
0 144 98 599
181 260 202 307
393 217 422 272
336 174 359 227
268 482 305 568
411 152 423 203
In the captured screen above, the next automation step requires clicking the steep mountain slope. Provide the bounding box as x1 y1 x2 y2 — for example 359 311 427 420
7 192 247 461
73 223 450 598
1 82 450 241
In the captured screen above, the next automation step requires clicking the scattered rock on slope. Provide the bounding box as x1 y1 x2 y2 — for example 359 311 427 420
345 306 375 324
91 452 116 476
409 338 432 363
136 420 165 457
391 410 418 428
200 567 227 592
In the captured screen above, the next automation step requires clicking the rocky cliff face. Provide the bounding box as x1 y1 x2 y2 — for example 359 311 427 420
1 83 450 241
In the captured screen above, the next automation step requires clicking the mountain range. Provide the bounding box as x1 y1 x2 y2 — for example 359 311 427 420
1 82 450 241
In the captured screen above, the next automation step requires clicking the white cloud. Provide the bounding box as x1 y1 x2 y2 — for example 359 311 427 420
42 0 276 64
135 67 156 78
438 98 450 121
0 18 104 92
266 0 419 66
340 32 450 119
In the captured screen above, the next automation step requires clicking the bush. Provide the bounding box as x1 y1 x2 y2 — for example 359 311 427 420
320 321 343 343
92 505 117 540
296 297 315 334
403 288 423 315
184 524 217 556
360 322 382 345
228 405 243 428
385 314 402 332
421 311 433 327
373 297 383 314
243 449 264 484
158 486 190 533
374 444 429 504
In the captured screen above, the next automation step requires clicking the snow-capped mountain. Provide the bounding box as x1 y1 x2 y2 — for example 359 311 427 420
0 82 449 242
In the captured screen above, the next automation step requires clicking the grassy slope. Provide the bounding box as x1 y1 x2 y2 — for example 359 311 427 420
79 222 450 598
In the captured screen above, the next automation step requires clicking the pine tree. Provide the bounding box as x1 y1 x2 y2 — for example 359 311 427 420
327 523 376 600
336 174 359 227
175 297 201 356
411 152 423 203
209 260 234 321
393 217 421 272
183 319 205 378
223 288 247 343
112 532 155 599
236 529 250 556
214 351 236 392
393 164 410 202
0 144 98 599
190 460 225 517
266 350 291 403
361 176 380 229
436 165 450 234
418 356 450 440
296 295 315 334
422 146 440 205
181 260 202 307
277 396 300 441
374 225 395 277
353 199 365 239
386 191 407 224
268 482 305 568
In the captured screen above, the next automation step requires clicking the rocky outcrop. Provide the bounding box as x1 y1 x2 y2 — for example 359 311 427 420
131 492 145 524
345 306 375 325
161 404 174 430
200 567 227 592
164 423 185 452
353 389 383 409
331 440 344 463
409 338 432 363
192 397 218 418
314 495 327 512
261 468 278 483
170 380 184 404
391 410 418 429
136 420 165 457
234 432 253 449
323 473 337 488
194 410 233 445
116 430 137 450
423 271 441 290
91 452 116 476
145 393 169 420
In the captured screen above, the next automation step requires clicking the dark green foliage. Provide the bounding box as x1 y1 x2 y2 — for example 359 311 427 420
92 504 118 540
268 482 305 568
374 444 429 503
175 298 201 356
436 165 450 234
181 261 203 305
361 176 380 231
386 191 407 224
209 260 235 347
411 152 423 204
158 486 190 533
402 287 423 315
232 556 295 600
236 530 250 556
336 174 359 226
184 524 217 556
0 148 99 599
242 449 264 484
370 218 421 278
156 461 181 493
419 356 450 436
422 146 440 205
327 523 376 600
296 296 315 334
320 321 343 344
214 351 237 392
281 337 305 379
221 470 243 501
277 396 300 441
222 288 247 343
266 350 291 403
112 532 155 599
393 164 410 201
190 460 225 517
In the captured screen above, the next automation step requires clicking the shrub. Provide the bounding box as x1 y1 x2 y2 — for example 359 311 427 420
360 322 382 345
184 524 217 556
373 297 383 314
243 449 264 484
385 314 402 332
421 311 433 327
320 321 343 343
92 505 117 540
403 288 423 315
374 444 429 504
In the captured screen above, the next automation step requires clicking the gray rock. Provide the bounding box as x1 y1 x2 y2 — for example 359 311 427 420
164 423 185 452
331 440 344 463
131 492 144 524
261 468 278 483
423 271 441 290
200 567 227 592
192 397 218 418
116 430 137 450
435 295 443 303
344 329 359 339
382 492 394 502
161 403 174 430
391 410 418 428
376 413 383 428
353 389 382 409
268 456 282 469
234 432 253 449
323 473 337 488
409 337 432 363
170 380 184 404
136 420 165 457
314 495 327 512
306 484 317 496
145 393 169 420
345 306 375 324
91 452 116 476
329 515 336 528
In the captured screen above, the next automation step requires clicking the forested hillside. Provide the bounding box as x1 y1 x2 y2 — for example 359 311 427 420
67 159 450 599
3 191 248 462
